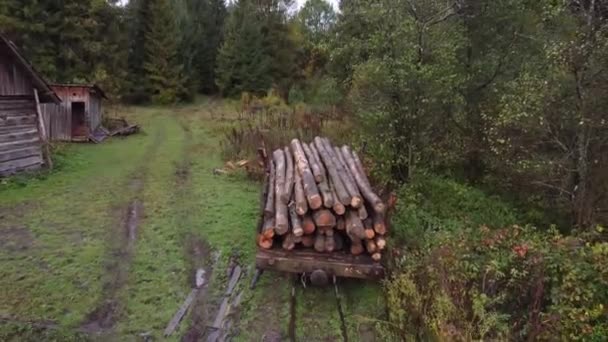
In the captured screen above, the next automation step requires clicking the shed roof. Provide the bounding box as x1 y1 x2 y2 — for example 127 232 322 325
50 84 108 99
0 34 60 104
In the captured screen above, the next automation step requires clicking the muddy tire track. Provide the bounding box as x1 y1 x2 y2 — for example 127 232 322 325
80 126 166 334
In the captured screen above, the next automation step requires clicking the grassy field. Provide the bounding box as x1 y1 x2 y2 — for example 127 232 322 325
0 99 383 341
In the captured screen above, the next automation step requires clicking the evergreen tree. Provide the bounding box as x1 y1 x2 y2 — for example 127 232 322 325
216 0 272 96
143 0 185 104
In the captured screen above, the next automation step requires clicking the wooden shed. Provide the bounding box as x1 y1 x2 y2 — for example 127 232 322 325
40 84 107 142
0 34 60 177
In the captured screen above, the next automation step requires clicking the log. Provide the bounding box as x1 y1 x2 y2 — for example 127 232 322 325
294 171 308 215
352 150 371 188
282 233 296 250
363 217 375 239
358 205 368 221
262 217 275 239
274 151 289 235
365 239 377 254
257 234 273 249
288 203 304 237
309 143 327 181
341 146 385 214
350 238 364 255
346 210 366 240
324 229 335 252
371 253 382 262
273 149 285 201
334 146 363 208
373 212 387 235
291 139 322 209
293 235 303 244
313 137 351 206
282 147 294 203
302 142 324 183
314 230 325 253
375 236 386 250
313 209 336 229
329 178 346 215
264 160 275 219
336 216 346 231
301 235 314 247
321 138 361 208
318 179 334 209
302 214 316 235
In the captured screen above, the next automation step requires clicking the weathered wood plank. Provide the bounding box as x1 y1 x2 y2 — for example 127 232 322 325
0 124 36 134
0 108 37 116
0 146 41 163
0 128 38 143
0 115 37 126
0 137 40 152
0 155 43 175
163 289 198 337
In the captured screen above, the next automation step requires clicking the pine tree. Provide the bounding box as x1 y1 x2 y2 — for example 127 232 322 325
216 0 272 96
143 0 185 104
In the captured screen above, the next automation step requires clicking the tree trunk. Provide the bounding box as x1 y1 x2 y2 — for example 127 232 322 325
334 145 363 208
341 146 385 214
302 142 324 183
264 160 275 219
291 139 322 209
309 143 327 181
289 202 304 237
274 150 289 235
329 178 346 215
314 137 352 206
321 138 361 208
294 171 308 215
262 217 275 239
346 209 366 240
283 147 294 203
373 211 386 235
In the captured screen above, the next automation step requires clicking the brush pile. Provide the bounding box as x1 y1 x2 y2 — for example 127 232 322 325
257 137 387 261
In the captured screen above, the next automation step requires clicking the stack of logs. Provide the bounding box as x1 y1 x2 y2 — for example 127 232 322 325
257 137 387 261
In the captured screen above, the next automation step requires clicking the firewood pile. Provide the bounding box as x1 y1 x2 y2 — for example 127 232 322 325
258 137 387 261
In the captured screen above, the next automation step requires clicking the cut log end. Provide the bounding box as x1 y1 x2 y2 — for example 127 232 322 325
365 228 375 240
258 235 273 249
308 194 323 210
371 253 382 262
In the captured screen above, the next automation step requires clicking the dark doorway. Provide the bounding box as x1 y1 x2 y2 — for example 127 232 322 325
71 102 86 138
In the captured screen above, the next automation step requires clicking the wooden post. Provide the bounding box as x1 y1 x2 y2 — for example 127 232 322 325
34 89 52 170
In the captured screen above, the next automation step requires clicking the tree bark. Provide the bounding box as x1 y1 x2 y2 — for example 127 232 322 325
314 137 352 206
309 143 327 181
341 146 385 214
334 145 363 208
294 171 308 215
358 205 368 221
282 147 294 203
282 233 295 250
289 202 303 237
302 142 324 183
291 139 322 209
329 178 346 215
274 150 289 235
352 150 371 188
264 160 275 219
322 139 361 208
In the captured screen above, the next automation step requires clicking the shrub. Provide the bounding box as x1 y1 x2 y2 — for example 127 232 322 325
382 177 608 340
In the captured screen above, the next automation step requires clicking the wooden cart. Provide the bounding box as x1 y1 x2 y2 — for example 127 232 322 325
252 148 386 285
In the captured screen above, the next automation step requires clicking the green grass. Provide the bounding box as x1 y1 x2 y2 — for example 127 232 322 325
0 99 386 341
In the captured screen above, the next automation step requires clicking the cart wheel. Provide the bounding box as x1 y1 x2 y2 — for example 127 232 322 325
310 269 329 286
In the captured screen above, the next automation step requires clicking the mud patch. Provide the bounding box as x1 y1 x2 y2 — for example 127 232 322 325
0 226 34 252
125 200 142 247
